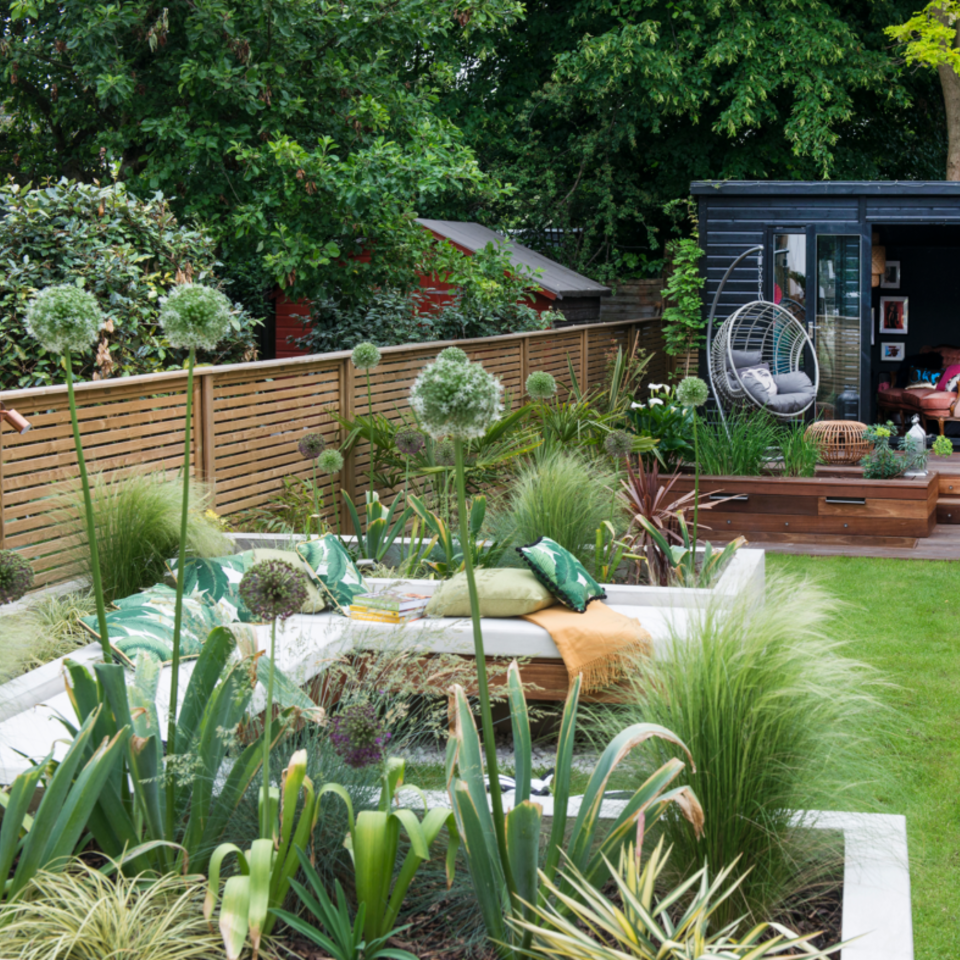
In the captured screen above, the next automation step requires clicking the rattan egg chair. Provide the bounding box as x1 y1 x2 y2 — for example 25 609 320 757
706 246 819 428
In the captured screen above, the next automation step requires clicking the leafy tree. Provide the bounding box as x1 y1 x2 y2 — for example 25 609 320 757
887 0 960 179
0 0 523 303
660 238 706 376
432 0 946 282
0 178 259 389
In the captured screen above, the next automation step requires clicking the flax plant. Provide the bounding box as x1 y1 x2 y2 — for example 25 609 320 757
24 285 111 660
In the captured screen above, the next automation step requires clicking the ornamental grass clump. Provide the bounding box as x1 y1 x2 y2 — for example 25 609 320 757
0 548 34 605
24 284 111 660
329 701 392 769
589 571 887 926
239 558 309 837
158 282 233 823
298 432 328 537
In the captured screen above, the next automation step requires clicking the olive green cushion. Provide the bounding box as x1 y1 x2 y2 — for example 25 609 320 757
296 535 368 613
516 536 606 613
246 548 327 615
426 569 557 618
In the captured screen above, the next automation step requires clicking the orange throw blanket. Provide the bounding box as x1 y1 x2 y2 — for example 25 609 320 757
521 600 652 693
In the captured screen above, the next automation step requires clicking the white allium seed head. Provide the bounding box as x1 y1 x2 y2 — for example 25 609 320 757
159 284 233 350
409 353 503 440
24 284 103 354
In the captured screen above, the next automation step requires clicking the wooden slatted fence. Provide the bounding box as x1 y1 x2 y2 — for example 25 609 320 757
1 315 663 587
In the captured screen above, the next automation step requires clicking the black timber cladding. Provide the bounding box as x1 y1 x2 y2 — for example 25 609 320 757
691 181 960 420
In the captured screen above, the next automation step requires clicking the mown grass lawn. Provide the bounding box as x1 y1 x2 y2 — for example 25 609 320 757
768 554 960 960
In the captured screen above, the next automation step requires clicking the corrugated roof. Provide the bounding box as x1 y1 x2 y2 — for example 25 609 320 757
415 219 611 299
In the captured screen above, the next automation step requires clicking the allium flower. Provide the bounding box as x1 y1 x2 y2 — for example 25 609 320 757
675 376 709 408
317 448 344 475
409 352 503 440
238 559 309 622
604 430 633 459
298 433 326 459
24 285 103 354
395 428 426 457
526 370 557 400
159 284 233 350
0 549 35 605
435 440 456 466
351 341 381 370
437 346 469 364
329 702 391 769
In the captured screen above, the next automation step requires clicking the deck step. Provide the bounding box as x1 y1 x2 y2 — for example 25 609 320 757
937 496 960 524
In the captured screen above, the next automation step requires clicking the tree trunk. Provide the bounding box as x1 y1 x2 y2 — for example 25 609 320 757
937 20 960 181
938 62 960 180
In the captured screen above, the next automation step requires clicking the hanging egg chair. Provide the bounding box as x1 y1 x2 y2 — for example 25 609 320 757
706 246 819 426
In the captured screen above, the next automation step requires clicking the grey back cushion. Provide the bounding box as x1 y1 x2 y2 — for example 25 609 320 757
729 349 762 370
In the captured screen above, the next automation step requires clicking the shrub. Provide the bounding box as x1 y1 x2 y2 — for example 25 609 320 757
489 448 620 573
60 470 231 603
588 572 887 925
0 861 223 960
0 177 260 389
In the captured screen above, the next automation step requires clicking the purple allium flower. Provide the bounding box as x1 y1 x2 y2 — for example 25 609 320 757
395 428 426 457
0 549 34 605
238 559 309 622
298 432 326 460
329 702 391 769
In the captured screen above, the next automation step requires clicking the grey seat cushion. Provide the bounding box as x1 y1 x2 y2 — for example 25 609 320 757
773 370 815 395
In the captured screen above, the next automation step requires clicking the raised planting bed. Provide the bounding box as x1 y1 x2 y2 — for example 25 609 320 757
672 471 938 549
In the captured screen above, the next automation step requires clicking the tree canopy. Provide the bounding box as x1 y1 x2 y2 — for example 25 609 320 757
0 0 524 301
432 0 947 281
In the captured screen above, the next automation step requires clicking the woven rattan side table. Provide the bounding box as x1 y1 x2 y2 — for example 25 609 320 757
804 420 872 465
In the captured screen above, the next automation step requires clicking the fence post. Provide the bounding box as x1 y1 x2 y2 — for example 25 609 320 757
580 329 589 389
198 373 217 494
338 358 356 532
0 423 5 548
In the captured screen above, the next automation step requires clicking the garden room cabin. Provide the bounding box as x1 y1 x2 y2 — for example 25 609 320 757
692 181 960 436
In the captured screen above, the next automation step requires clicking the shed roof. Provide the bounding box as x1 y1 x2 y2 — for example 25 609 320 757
415 219 610 299
691 180 960 197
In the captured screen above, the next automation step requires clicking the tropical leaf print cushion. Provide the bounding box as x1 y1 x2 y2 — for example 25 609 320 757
167 553 253 623
296 534 368 613
516 536 607 613
81 591 220 664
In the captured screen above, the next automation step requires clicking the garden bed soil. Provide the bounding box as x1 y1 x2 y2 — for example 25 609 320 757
271 881 844 959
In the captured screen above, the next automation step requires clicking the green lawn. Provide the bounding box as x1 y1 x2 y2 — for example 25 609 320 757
768 554 960 960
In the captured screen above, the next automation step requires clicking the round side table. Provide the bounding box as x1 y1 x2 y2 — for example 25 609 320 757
804 420 872 465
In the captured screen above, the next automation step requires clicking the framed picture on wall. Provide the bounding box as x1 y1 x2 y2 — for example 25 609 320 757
881 342 906 362
879 296 909 333
880 261 901 289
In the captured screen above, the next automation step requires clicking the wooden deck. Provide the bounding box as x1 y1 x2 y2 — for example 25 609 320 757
750 453 960 561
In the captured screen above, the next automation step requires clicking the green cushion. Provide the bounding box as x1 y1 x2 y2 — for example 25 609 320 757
246 548 326 615
296 535 368 614
81 592 222 664
426 569 556 618
167 554 253 623
516 536 606 613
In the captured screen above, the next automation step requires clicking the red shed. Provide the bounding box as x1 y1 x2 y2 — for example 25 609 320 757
273 219 611 358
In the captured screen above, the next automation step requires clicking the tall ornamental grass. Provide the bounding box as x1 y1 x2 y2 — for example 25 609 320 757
695 408 780 476
490 447 620 573
62 470 230 604
587 572 888 925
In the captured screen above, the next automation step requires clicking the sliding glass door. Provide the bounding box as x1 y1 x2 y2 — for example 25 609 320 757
814 235 862 419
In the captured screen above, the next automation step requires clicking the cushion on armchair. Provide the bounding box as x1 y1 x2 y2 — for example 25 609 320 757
937 363 960 392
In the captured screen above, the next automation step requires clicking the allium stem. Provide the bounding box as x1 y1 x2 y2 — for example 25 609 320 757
311 461 322 537
692 408 700 545
365 369 374 493
63 351 111 663
167 345 196 836
261 617 277 839
331 476 340 538
453 438 516 905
